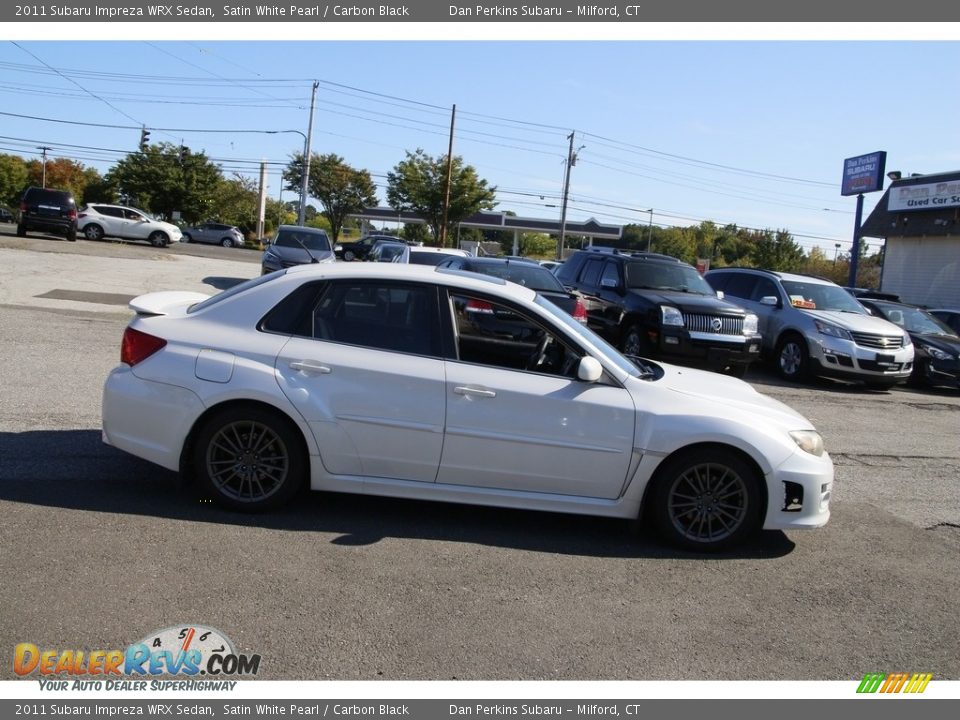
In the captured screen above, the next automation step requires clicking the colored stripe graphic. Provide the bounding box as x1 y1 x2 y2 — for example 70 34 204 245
857 672 932 694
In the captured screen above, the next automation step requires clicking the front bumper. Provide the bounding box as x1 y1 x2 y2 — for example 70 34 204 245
809 334 913 382
763 449 833 531
655 328 762 369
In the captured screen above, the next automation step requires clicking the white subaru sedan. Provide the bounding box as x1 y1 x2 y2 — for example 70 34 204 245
102 263 833 550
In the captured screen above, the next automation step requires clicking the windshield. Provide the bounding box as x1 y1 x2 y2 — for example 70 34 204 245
781 281 867 313
274 230 331 252
625 262 715 295
874 303 958 336
534 295 640 378
470 263 566 293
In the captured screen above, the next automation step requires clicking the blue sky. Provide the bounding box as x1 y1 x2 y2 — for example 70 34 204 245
2 40 958 253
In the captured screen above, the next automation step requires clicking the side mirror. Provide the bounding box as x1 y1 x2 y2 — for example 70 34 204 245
577 356 603 383
600 278 620 291
760 295 780 307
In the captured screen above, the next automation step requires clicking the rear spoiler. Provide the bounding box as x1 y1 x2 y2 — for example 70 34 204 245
129 291 210 316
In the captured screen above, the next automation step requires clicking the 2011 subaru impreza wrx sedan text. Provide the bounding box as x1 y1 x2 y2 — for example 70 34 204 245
102 264 833 550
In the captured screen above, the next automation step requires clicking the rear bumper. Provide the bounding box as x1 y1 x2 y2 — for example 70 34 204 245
21 217 75 235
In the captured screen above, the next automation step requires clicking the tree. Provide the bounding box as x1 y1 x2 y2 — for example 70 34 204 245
749 229 804 271
283 153 376 242
107 143 222 222
0 153 29 207
387 149 497 246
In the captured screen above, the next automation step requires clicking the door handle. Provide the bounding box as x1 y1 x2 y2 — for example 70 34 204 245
454 386 496 398
289 360 331 375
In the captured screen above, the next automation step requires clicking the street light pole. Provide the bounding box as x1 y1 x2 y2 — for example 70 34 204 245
299 81 319 227
646 208 654 252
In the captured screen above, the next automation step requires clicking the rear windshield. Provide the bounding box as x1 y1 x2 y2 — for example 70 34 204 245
468 263 566 293
274 229 331 252
188 272 285 314
26 189 74 206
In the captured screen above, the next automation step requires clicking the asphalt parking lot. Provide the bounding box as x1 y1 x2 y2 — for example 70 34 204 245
1 229 959 681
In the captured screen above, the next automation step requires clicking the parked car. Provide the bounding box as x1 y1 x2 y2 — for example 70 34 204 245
16 186 77 242
929 309 960 336
77 204 182 247
366 239 408 262
395 246 471 266
0 207 14 223
260 225 335 275
555 248 761 377
539 260 563 272
705 268 914 388
337 234 402 262
182 222 244 248
858 299 960 389
436 255 587 323
101 262 832 551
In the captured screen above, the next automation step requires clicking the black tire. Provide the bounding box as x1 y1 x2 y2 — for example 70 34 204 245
83 224 104 241
620 324 651 358
193 405 306 512
343 249 356 262
149 231 168 247
66 228 77 242
650 447 763 551
16 223 26 237
775 333 810 382
182 234 192 243
220 238 233 248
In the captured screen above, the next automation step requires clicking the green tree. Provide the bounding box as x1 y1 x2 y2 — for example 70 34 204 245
24 157 102 202
209 174 259 233
107 143 222 222
387 149 497 246
748 229 804 271
0 153 29 207
283 153 376 242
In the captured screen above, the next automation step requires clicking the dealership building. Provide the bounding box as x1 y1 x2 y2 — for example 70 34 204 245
860 170 960 309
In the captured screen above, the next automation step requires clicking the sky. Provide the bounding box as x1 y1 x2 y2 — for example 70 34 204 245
2 37 959 254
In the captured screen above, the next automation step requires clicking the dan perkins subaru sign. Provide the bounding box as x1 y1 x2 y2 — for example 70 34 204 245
841 151 887 196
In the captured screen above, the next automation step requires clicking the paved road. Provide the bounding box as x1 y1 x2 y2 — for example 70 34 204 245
1 234 958 681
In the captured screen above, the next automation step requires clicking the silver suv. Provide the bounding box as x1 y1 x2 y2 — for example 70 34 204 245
705 268 914 388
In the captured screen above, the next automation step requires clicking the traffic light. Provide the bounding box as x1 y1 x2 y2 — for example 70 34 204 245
139 127 150 152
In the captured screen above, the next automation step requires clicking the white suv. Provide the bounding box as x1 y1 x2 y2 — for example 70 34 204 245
706 268 913 388
77 204 182 247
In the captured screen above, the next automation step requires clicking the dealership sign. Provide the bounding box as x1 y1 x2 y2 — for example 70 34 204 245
841 151 887 196
888 180 960 212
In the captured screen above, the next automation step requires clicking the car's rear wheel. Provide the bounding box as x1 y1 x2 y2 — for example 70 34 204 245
343 249 356 261
84 224 104 241
650 447 762 551
220 238 233 248
66 228 77 242
149 231 169 247
776 333 810 382
193 405 305 512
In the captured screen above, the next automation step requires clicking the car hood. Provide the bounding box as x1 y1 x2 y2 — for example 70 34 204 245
912 332 960 353
629 289 746 315
799 309 903 334
666 364 809 425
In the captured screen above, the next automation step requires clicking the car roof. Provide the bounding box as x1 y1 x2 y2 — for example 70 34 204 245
283 260 538 303
277 224 327 234
708 267 836 285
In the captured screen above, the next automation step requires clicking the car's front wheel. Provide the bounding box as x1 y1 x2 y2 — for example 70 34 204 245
776 333 810 382
193 405 306 511
149 231 169 247
83 224 104 241
343 249 356 261
650 447 762 551
620 324 651 357
182 234 192 243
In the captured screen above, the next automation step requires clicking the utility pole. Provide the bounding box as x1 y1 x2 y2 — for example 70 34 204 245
646 208 654 252
440 104 456 248
557 132 582 261
298 80 319 227
37 146 51 188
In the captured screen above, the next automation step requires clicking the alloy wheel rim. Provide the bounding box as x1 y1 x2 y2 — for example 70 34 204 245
780 343 802 375
667 462 748 543
206 421 289 502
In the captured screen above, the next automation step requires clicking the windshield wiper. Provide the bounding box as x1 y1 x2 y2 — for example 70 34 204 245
294 237 320 263
624 354 658 379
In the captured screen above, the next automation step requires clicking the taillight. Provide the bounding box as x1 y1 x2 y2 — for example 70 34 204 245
20 200 27 212
68 209 77 220
572 297 588 324
121 327 166 366
466 299 495 314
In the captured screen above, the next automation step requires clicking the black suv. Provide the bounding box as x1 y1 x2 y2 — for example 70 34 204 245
555 248 761 375
17 187 78 242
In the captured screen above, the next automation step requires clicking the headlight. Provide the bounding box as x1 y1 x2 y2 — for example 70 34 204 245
742 313 758 335
814 320 852 340
921 344 953 361
789 430 824 457
660 305 684 327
